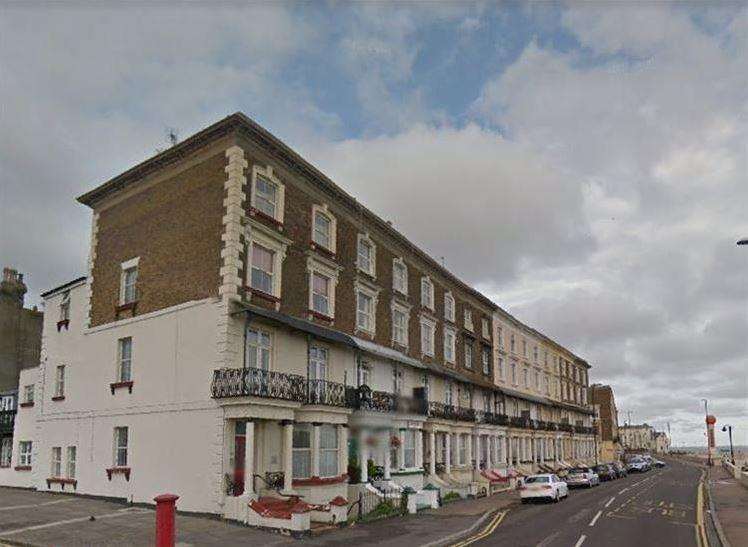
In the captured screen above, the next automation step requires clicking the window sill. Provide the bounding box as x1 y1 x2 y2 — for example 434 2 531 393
115 301 138 313
51 396 65 402
249 207 284 229
106 466 131 481
56 319 70 332
14 465 31 471
245 287 280 303
46 477 77 490
110 381 134 394
310 242 336 259
292 473 348 487
308 310 334 323
19 401 34 408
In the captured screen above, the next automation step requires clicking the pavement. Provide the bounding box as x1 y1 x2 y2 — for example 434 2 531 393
708 463 748 547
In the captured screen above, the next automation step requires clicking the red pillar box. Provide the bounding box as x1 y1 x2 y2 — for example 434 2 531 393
154 494 179 547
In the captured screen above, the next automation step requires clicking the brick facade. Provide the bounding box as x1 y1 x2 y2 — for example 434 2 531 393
89 151 226 327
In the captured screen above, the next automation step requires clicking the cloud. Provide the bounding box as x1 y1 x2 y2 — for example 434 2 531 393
308 123 595 286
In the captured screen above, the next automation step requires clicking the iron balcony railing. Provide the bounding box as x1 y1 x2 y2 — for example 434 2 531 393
428 402 476 422
0 410 15 435
306 379 352 408
211 368 308 403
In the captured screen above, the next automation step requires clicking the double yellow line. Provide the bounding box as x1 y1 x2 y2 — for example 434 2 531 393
451 510 508 547
695 472 709 547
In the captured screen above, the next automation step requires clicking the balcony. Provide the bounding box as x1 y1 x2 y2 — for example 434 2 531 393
477 411 509 426
428 402 476 422
0 410 15 435
212 368 308 404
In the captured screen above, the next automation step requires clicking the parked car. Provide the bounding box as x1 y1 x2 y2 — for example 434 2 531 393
626 457 650 473
519 474 569 503
594 464 617 481
565 467 600 488
612 462 628 478
652 459 667 468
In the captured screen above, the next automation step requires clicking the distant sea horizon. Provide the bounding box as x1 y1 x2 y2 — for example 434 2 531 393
676 445 748 453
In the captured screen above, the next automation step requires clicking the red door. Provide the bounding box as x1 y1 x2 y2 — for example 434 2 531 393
233 435 246 495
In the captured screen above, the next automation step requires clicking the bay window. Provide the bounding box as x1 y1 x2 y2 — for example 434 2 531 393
403 430 416 468
319 425 338 477
292 425 312 479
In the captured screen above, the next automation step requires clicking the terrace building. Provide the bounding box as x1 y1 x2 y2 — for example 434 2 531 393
620 423 656 452
589 384 623 463
0 113 596 532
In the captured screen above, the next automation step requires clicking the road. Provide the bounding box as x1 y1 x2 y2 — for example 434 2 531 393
464 457 703 547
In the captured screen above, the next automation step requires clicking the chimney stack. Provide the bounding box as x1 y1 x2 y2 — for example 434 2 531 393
1 267 28 307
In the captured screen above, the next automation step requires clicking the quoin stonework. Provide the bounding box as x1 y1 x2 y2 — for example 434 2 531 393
0 113 599 532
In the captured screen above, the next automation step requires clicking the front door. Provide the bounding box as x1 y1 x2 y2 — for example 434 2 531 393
233 423 246 495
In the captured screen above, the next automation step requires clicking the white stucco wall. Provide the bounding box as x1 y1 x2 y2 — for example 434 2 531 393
0 367 39 488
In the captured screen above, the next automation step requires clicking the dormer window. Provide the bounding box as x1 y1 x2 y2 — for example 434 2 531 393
421 277 434 310
357 234 376 277
444 292 455 322
312 204 336 254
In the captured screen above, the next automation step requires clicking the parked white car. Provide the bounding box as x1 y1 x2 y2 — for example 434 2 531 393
520 474 569 503
565 467 600 488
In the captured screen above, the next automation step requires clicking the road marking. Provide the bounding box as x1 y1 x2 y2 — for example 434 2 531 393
574 534 587 547
604 497 615 508
588 510 602 527
0 508 150 536
450 510 507 547
0 499 76 512
618 487 629 494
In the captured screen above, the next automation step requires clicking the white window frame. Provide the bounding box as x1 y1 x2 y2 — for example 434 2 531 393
251 164 285 224
354 279 379 335
497 356 504 381
292 424 312 479
245 327 272 370
445 381 453 406
0 438 11 468
51 446 62 477
464 341 472 369
497 326 504 348
311 203 336 253
19 441 32 467
23 384 34 404
420 316 436 357
358 362 371 388
319 425 338 478
392 257 408 295
481 346 490 374
307 256 341 319
119 257 139 305
54 365 65 398
391 300 410 347
66 446 76 479
511 361 517 385
356 233 376 277
444 292 455 322
117 337 132 382
114 427 128 467
482 318 490 339
464 308 473 331
59 290 70 321
523 368 529 388
246 224 289 299
421 276 434 311
444 326 456 364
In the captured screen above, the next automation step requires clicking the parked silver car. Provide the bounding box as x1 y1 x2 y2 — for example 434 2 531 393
565 466 600 488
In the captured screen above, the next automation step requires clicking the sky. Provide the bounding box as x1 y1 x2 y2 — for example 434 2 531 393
1 1 746 448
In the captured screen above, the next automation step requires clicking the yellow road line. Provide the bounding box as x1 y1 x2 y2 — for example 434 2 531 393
451 510 507 547
695 471 709 547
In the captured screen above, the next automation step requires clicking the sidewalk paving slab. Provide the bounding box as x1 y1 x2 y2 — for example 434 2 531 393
709 465 748 547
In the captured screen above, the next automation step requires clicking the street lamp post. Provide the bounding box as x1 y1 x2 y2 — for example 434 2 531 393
722 425 735 465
